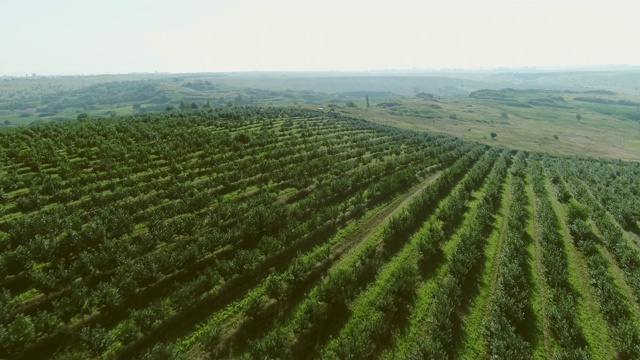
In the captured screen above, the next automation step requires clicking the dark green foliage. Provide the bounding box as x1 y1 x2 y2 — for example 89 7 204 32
418 222 445 261
1 105 640 359
318 267 356 307
565 199 589 223
80 325 114 356
389 261 419 301
139 342 185 360
0 107 472 358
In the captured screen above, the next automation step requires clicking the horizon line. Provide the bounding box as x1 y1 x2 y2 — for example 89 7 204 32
3 64 640 78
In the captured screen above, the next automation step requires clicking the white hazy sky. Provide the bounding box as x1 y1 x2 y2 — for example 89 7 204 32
1 0 639 75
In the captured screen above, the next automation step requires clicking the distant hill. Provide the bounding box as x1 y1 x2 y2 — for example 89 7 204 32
211 74 504 96
2 71 640 160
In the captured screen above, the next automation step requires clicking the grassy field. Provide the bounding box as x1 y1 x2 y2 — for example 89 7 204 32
341 89 640 161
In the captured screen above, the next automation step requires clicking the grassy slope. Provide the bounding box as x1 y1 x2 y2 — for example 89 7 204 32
343 90 640 161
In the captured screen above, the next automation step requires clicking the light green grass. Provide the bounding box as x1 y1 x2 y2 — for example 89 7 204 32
345 90 640 161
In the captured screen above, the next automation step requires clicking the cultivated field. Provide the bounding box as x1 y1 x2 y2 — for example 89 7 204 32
5 73 640 162
1 107 640 359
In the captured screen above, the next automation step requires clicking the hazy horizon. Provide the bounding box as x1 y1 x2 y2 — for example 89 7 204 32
2 0 640 76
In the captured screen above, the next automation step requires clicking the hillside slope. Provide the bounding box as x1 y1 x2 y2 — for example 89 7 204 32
343 88 640 161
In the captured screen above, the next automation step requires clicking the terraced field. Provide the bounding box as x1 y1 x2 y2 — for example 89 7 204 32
1 106 639 359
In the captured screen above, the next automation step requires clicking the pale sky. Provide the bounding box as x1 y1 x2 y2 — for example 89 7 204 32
1 0 639 75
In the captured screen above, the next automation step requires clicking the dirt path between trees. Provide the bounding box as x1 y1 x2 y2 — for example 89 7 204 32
330 171 442 261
